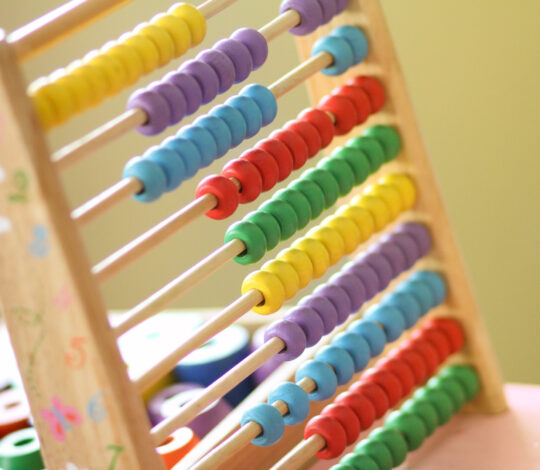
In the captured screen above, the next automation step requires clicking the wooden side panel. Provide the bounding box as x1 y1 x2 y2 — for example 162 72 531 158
0 33 164 470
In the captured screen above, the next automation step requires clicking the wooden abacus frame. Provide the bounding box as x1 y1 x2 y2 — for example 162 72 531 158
0 1 506 469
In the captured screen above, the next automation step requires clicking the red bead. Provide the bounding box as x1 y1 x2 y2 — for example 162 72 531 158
335 391 376 430
304 415 347 460
401 338 439 376
424 317 464 353
347 76 386 112
376 357 416 397
361 368 403 407
332 85 372 125
240 148 279 192
222 159 262 204
270 128 309 170
285 119 322 158
195 175 239 220
388 348 428 385
349 382 389 419
297 108 335 148
317 94 357 136
256 138 293 182
411 328 452 363
321 403 360 445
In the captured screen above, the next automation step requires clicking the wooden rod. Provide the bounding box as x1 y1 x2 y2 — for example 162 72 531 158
259 10 300 42
134 289 264 391
271 435 326 470
113 238 245 337
198 0 241 18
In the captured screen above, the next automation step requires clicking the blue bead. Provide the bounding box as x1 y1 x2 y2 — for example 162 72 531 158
144 146 186 192
331 332 370 373
410 271 446 307
396 280 435 316
123 157 166 202
331 26 368 65
193 114 232 159
295 360 337 401
315 345 354 385
162 136 202 179
210 104 247 148
268 382 309 426
241 403 284 446
347 320 386 357
177 125 217 168
381 291 422 329
226 95 262 138
240 84 278 126
365 305 406 342
312 35 353 76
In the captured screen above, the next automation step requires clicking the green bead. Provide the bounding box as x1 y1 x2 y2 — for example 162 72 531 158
428 376 467 412
355 439 393 470
346 135 385 172
304 167 339 209
225 220 267 265
290 179 325 219
414 387 454 424
0 428 44 470
341 453 380 470
274 188 312 229
332 146 371 185
330 464 356 470
259 199 298 240
369 427 408 466
245 210 281 250
402 398 439 436
318 157 355 196
385 410 427 451
362 125 401 161
440 365 480 401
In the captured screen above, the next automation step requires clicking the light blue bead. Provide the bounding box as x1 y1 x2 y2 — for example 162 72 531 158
144 146 186 192
177 125 217 168
396 280 435 316
162 136 202 179
348 320 386 357
332 331 370 372
364 305 406 342
312 36 353 76
194 114 232 159
226 95 262 138
381 291 422 329
123 157 166 202
295 360 337 401
315 345 354 385
268 382 309 425
240 84 278 126
410 271 446 306
241 403 284 446
210 104 247 148
331 26 368 65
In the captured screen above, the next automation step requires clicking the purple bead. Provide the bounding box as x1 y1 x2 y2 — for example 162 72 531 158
214 38 253 83
336 0 349 13
381 232 420 269
164 71 203 115
231 28 268 70
285 307 324 347
369 242 407 276
299 295 338 335
251 327 284 384
396 222 431 256
359 252 393 290
196 49 235 94
180 60 219 104
317 0 337 24
330 272 366 312
313 284 351 325
280 0 324 36
127 89 170 136
148 81 186 125
344 262 379 300
264 320 306 360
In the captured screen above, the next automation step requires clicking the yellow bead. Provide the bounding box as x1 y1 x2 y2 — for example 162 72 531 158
85 51 127 95
292 238 330 279
67 60 109 105
379 174 417 210
151 13 192 57
242 271 286 315
134 23 175 67
29 78 74 125
306 226 345 266
365 183 403 220
168 3 206 46
322 215 361 254
262 260 300 300
102 42 143 85
277 248 313 289
336 205 375 242
351 194 391 231
51 70 93 113
121 33 160 74
31 91 57 129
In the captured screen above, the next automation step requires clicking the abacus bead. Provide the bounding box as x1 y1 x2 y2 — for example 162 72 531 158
262 260 300 300
412 328 451 363
396 280 434 316
363 125 402 161
162 136 201 179
298 108 335 148
303 168 340 208
381 232 420 269
343 261 379 299
337 206 375 242
365 184 403 221
376 357 415 396
330 464 355 470
146 147 186 191
215 38 253 83
347 135 385 173
316 0 337 24
348 76 386 112
227 95 262 138
53 69 94 111
151 13 191 57
242 271 285 315
413 387 453 424
379 173 416 210
292 238 330 278
257 139 293 181
277 248 313 288
428 376 467 411
401 399 439 436
318 157 354 196
284 120 321 158
127 89 170 135
348 320 386 357
285 307 324 347
381 291 422 329
362 369 403 407
410 271 447 306
352 194 391 231
0 427 44 470
385 411 427 451
123 157 166 202
271 129 308 169
305 415 347 460
299 295 338 334
332 25 369 64
335 391 376 429
194 115 232 158
222 159 262 204
211 104 247 147
274 188 311 229
260 199 298 240
264 319 306 360
388 348 427 385
164 71 202 115
231 28 268 69
340 454 379 470
349 382 389 419
403 338 439 376
315 345 354 385
332 332 370 372
122 33 160 74
178 125 217 167
369 243 407 276
322 404 360 445
168 3 206 45
296 360 338 401
246 211 280 250
224 220 266 264
149 81 187 125
241 403 284 446
370 429 407 467
290 179 325 219
307 226 345 266
312 36 354 76
440 366 479 401
323 216 360 255
268 382 309 425
32 87 57 129
196 49 235 93
359 252 393 290
425 318 464 353
181 60 219 104
318 94 357 135
241 148 279 191
332 85 371 125
355 440 393 470
332 147 371 185
329 271 366 311
313 284 351 325
280 0 324 36
134 23 175 66
241 84 277 126
396 222 431 256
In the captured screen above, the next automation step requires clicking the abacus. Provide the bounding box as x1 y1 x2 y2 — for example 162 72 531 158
0 0 508 469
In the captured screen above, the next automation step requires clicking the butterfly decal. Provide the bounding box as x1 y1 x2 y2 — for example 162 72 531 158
40 396 83 442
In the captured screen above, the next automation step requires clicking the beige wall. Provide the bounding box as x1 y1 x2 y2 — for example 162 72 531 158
1 1 538 383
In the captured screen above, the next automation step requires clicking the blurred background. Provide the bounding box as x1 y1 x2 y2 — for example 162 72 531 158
0 0 538 384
